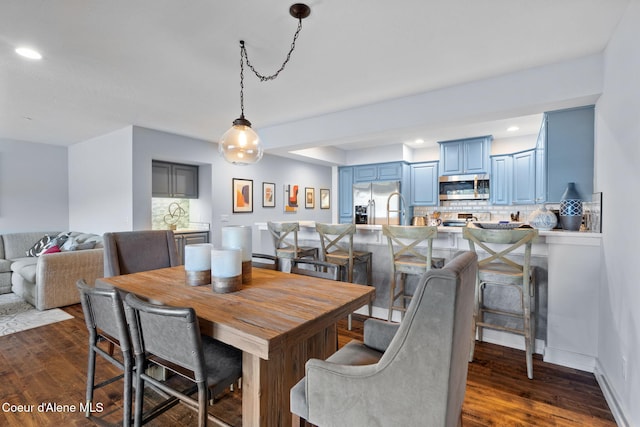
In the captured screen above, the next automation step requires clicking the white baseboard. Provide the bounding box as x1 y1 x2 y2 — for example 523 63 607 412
594 360 630 427
542 346 596 373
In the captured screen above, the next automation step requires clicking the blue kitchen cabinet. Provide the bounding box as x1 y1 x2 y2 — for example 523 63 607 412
439 136 492 175
410 162 438 206
338 167 354 223
535 117 547 204
490 155 512 205
536 105 594 203
512 149 536 204
354 162 404 182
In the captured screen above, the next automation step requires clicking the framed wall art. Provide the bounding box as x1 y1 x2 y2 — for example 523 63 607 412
284 184 299 213
262 182 276 208
232 178 253 213
305 187 315 209
320 188 330 209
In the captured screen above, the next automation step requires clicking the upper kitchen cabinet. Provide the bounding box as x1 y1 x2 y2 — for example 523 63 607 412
152 160 199 199
439 136 492 175
512 149 536 204
537 106 595 203
338 166 354 224
491 149 536 205
410 162 438 206
353 162 405 182
490 155 512 205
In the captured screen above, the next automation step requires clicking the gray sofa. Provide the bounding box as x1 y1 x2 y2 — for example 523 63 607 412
0 231 104 310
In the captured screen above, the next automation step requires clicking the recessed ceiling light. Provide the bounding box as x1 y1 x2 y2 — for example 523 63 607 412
507 126 519 132
414 139 425 144
15 47 42 60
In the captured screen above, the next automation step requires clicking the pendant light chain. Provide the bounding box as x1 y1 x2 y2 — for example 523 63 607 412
221 4 309 165
240 18 304 82
239 42 246 119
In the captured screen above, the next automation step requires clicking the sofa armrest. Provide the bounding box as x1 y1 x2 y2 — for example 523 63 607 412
35 248 104 310
363 318 399 353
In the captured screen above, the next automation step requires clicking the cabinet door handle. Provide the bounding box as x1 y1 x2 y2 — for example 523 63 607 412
474 175 478 198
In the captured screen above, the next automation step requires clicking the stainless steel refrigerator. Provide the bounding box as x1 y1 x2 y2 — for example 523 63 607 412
353 181 402 225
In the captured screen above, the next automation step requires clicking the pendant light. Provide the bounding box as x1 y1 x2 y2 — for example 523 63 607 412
219 3 311 165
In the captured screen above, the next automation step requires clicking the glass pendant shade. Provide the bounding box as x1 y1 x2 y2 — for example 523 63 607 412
219 117 263 165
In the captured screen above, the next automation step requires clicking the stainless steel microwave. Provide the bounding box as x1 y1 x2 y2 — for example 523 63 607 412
438 174 490 201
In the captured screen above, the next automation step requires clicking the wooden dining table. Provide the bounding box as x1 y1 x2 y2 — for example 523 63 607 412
96 266 375 427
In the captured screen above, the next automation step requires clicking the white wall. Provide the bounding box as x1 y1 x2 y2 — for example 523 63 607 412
0 138 69 233
595 1 640 425
68 127 133 234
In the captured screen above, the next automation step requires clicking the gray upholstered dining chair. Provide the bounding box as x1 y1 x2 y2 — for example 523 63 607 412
103 230 180 277
124 293 242 427
290 251 478 427
76 279 133 427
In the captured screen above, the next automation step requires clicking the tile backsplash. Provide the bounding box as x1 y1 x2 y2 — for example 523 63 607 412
412 194 602 232
152 198 190 230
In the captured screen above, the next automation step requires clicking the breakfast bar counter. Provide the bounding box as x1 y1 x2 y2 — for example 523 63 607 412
255 221 602 373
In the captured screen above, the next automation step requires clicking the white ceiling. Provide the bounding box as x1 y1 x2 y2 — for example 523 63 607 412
0 0 629 161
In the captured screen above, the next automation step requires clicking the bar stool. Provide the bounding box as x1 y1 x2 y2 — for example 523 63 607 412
267 221 318 272
382 225 441 321
316 223 373 321
462 224 538 379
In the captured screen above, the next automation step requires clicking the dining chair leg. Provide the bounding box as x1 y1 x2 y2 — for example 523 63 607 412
133 360 145 427
85 347 96 417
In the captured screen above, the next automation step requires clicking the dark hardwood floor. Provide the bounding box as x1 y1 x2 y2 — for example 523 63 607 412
0 306 615 426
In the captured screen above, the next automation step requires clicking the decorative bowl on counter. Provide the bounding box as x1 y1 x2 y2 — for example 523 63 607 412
528 205 558 231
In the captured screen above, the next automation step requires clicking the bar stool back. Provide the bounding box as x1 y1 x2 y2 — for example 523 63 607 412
316 223 372 284
462 224 538 379
267 221 318 271
316 223 373 321
382 225 440 321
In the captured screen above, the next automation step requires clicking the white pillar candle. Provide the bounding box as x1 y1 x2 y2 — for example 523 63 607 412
184 243 212 271
211 248 242 278
221 225 252 262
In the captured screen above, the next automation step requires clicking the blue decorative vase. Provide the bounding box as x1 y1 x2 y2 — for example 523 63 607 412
559 182 582 231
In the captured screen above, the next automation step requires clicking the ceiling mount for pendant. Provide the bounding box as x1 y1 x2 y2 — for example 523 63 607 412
289 3 311 20
219 3 311 165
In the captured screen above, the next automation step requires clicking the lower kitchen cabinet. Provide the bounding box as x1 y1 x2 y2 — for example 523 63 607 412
174 231 209 263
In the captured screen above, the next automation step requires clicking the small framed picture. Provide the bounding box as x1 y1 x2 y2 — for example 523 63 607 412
305 187 315 209
262 182 276 208
232 178 253 213
320 188 330 209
